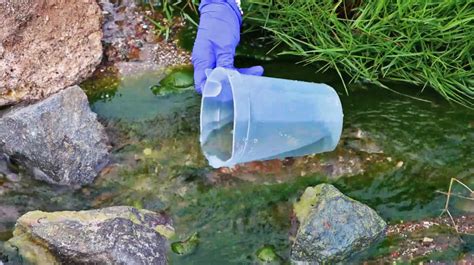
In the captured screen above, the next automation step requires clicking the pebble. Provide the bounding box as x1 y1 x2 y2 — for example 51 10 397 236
143 148 153 156
423 237 434 243
6 173 20 182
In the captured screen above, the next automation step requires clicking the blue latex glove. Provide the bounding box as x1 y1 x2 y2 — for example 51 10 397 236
192 0 264 94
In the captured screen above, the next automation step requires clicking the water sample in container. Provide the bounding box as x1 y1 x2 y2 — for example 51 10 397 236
200 67 343 168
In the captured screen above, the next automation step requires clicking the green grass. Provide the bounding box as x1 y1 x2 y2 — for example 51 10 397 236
245 0 474 107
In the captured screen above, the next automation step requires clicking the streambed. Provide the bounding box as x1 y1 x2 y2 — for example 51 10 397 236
0 59 473 263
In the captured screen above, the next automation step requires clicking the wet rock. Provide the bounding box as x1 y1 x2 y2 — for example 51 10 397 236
0 0 102 106
0 86 109 186
342 127 384 154
3 206 174 264
291 184 386 263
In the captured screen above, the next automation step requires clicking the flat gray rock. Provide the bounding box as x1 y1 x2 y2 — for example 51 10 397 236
291 184 386 264
0 86 109 186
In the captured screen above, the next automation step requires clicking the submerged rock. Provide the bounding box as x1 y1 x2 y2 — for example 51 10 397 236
256 245 282 264
0 86 109 186
0 0 102 106
150 66 194 96
291 184 386 263
171 232 199 256
3 206 174 265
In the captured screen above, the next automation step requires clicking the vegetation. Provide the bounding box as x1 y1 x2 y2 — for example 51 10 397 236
141 0 473 107
246 0 474 107
143 0 198 41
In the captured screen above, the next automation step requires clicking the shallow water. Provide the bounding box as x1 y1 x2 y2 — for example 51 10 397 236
202 122 234 162
0 59 473 263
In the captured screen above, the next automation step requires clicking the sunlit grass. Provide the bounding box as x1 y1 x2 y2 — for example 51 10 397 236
246 0 474 107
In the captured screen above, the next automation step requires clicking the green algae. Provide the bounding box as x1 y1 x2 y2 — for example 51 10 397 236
80 69 120 104
13 207 174 240
293 185 327 225
171 232 199 256
3 233 59 265
159 66 194 89
256 245 281 263
150 66 194 96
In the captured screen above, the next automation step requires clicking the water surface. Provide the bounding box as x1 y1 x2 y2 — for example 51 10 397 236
1 59 472 263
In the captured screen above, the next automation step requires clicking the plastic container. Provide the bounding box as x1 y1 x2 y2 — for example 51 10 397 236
200 67 343 168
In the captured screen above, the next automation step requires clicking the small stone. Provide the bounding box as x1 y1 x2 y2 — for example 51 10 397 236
143 148 153 156
5 173 19 182
396 161 404 168
422 237 434 243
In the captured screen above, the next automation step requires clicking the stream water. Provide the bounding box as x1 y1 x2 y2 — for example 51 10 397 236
0 58 473 263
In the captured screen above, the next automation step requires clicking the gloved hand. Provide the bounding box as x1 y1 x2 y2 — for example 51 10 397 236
192 0 264 94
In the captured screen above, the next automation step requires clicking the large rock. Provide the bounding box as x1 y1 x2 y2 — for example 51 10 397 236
0 86 109 186
0 0 102 106
3 206 174 265
291 184 386 263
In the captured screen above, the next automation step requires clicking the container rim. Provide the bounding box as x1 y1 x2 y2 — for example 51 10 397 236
199 67 250 168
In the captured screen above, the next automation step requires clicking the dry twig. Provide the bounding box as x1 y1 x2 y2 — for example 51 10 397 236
437 178 474 234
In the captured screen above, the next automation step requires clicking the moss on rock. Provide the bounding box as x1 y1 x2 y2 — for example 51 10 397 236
4 206 174 264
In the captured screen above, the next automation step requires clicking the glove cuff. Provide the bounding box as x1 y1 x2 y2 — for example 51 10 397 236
199 0 243 24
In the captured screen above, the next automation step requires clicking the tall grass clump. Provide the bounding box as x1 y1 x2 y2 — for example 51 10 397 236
247 0 474 107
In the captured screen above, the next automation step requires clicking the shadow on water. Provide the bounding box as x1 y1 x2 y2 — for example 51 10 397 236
0 59 472 263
